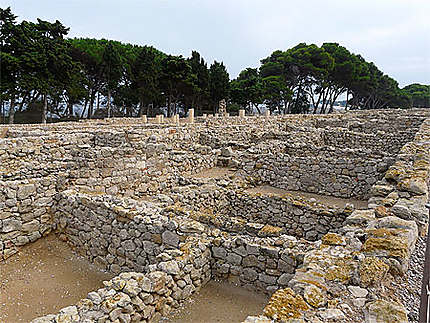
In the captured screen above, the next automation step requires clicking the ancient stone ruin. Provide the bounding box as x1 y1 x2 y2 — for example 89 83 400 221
1 109 429 322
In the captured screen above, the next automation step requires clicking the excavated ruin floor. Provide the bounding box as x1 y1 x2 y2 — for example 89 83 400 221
0 234 113 323
245 185 369 209
160 280 269 323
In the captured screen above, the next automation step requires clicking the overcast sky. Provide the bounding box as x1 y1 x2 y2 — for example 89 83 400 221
2 0 429 87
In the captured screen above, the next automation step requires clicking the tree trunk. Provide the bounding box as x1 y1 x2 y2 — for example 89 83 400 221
88 91 95 119
345 90 349 111
68 100 73 117
9 94 15 124
42 94 47 124
96 91 100 115
107 88 111 118
81 97 88 119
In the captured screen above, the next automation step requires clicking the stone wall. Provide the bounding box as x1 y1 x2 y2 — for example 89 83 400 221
53 191 210 276
210 234 310 295
1 108 429 323
243 115 430 323
171 182 352 240
0 177 56 260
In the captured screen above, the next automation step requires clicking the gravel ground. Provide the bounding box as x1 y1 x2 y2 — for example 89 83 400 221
393 235 426 323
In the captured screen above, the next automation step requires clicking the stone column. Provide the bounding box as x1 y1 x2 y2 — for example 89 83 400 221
215 113 219 118
141 115 147 123
188 109 194 124
156 115 164 124
264 110 270 117
239 109 245 118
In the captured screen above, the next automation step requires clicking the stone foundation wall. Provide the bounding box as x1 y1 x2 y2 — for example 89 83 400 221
210 234 306 294
0 177 56 260
167 180 351 240
53 191 210 276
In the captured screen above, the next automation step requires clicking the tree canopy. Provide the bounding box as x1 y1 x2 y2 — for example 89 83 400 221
230 42 419 114
1 7 425 123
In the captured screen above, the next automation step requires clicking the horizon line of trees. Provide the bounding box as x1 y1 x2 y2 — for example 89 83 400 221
1 7 429 124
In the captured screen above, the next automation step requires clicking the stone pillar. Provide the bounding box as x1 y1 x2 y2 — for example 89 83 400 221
188 109 194 124
225 113 230 117
239 109 245 118
156 115 164 124
141 115 147 123
264 110 270 117
215 113 219 118
202 113 207 119
175 114 180 124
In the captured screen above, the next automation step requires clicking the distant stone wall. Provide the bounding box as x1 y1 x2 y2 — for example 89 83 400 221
171 183 351 240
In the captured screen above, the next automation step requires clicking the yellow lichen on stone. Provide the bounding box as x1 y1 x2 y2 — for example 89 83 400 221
384 167 406 182
259 224 283 235
374 205 390 217
304 284 326 308
321 233 345 246
366 228 406 238
413 159 429 170
324 257 354 283
299 279 327 291
255 163 263 169
359 256 390 287
263 288 309 320
361 236 409 258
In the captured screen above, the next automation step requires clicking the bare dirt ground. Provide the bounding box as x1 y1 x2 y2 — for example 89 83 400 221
0 234 113 323
160 280 269 323
245 185 368 209
190 167 237 179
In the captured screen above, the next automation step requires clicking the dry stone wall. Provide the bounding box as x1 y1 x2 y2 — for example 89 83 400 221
171 182 352 240
0 177 56 259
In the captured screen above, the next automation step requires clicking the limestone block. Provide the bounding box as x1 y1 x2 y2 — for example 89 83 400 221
2 218 22 232
347 285 368 298
161 231 179 247
17 184 36 200
188 109 195 124
212 246 227 259
243 316 271 323
364 300 407 323
319 309 345 321
22 219 40 233
158 260 180 275
304 284 326 308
